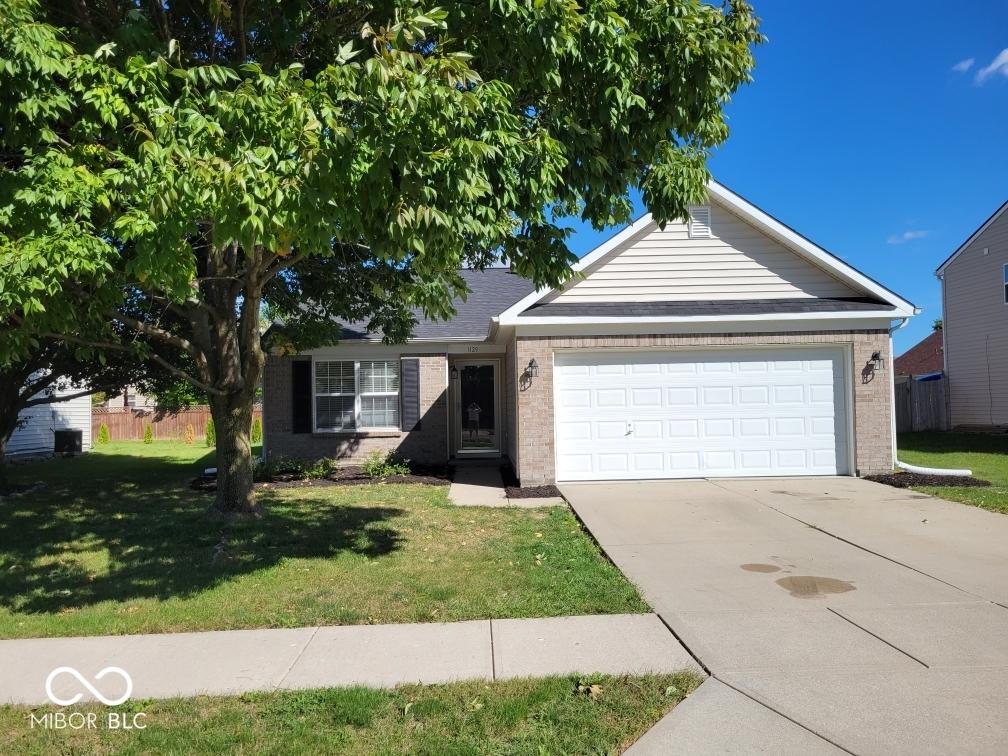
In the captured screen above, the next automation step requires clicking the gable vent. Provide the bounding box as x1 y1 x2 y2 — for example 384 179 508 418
688 205 712 239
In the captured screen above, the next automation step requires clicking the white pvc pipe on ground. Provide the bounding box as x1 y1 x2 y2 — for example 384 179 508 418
896 460 972 477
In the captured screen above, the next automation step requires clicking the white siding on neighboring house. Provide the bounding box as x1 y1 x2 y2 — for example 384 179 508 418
942 207 1008 426
7 387 92 457
545 202 859 303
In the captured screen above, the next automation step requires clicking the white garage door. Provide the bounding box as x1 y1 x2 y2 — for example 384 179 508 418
554 347 849 481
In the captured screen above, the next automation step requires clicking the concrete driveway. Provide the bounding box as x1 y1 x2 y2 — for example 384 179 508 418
563 477 1008 755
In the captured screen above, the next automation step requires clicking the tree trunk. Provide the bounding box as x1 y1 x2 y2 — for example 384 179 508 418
209 392 256 513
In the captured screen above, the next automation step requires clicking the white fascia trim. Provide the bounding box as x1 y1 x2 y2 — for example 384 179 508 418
706 181 917 315
515 317 895 338
936 199 1008 275
509 309 902 326
496 213 658 322
497 180 918 324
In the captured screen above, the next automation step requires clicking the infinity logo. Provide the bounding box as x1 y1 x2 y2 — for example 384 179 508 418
45 667 133 706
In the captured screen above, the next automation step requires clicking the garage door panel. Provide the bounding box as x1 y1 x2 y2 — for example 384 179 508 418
631 387 662 407
595 388 627 407
558 388 591 408
739 418 771 437
554 347 849 481
668 387 700 407
667 419 700 439
740 450 772 470
776 449 808 468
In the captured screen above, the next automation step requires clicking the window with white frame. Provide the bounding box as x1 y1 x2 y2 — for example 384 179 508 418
314 359 400 431
359 360 400 428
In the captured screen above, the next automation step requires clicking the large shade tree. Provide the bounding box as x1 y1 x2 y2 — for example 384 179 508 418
1 0 762 511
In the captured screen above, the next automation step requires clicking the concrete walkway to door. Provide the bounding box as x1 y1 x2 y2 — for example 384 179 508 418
563 478 1008 756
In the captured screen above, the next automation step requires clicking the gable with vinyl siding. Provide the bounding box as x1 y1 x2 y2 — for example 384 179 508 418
544 202 859 303
941 205 1008 427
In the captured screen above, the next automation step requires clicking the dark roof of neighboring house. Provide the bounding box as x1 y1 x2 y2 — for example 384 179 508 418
894 331 944 376
336 268 537 340
518 297 894 318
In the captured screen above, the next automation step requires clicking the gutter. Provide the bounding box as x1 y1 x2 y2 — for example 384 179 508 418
887 313 917 472
888 310 970 476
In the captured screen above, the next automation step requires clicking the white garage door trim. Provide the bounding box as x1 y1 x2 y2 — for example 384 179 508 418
553 345 853 482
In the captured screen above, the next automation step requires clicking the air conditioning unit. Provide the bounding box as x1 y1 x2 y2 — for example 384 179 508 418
54 429 83 455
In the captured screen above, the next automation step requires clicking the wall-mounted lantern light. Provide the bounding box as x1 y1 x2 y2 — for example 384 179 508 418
527 358 539 378
450 366 459 380
869 351 883 369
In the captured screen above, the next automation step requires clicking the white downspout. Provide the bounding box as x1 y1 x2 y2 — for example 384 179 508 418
890 312 970 476
888 317 910 469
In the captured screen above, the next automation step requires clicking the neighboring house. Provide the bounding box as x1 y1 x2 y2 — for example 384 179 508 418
8 386 92 457
936 199 1008 429
264 181 917 485
894 331 944 377
104 386 156 409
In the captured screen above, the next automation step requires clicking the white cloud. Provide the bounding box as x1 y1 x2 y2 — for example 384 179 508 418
976 48 1008 83
887 229 929 245
952 57 974 73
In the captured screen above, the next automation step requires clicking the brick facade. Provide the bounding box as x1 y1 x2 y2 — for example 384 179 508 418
263 353 449 466
514 330 893 485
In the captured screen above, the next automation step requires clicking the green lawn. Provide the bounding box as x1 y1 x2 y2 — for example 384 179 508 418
897 432 1008 514
0 442 647 638
2 673 701 755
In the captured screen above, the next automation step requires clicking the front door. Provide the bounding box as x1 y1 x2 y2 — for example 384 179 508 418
454 361 500 455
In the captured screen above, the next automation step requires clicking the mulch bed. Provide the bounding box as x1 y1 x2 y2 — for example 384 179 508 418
495 463 563 499
190 465 451 492
505 484 564 499
865 472 992 489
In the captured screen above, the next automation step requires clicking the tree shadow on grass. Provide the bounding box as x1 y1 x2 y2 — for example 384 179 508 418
897 431 1008 455
0 450 405 615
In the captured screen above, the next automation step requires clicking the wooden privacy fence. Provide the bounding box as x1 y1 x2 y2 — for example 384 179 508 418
895 374 948 432
93 405 263 442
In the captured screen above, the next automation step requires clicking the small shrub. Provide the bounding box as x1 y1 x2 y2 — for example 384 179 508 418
361 450 410 479
96 423 110 444
253 455 284 482
250 416 263 444
253 455 337 482
303 456 339 479
205 418 216 448
184 423 195 444
143 424 153 444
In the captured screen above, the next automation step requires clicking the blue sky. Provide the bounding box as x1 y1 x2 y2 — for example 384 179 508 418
565 1 1008 354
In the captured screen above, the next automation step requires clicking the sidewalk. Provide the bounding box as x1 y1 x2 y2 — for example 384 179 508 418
0 613 700 705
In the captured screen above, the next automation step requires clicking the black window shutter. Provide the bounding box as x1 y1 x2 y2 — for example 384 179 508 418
400 358 421 431
291 360 313 434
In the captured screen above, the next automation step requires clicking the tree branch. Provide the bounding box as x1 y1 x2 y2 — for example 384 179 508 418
23 388 95 408
265 251 305 277
111 311 200 358
42 332 226 397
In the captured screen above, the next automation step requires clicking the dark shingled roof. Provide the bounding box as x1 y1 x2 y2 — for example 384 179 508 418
337 268 537 340
517 297 895 318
